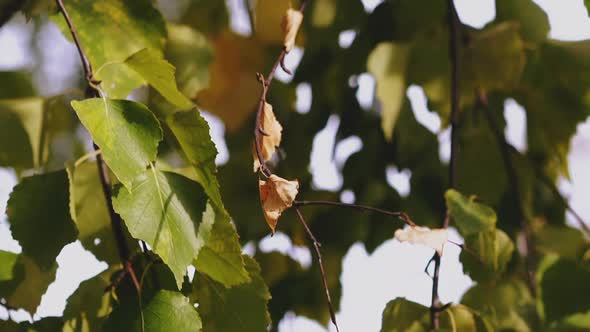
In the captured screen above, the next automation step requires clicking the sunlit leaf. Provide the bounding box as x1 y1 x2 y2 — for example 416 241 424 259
113 169 207 289
194 202 250 287
253 102 283 172
460 229 515 282
445 189 496 236
380 297 428 332
51 0 167 98
71 98 163 189
0 250 18 281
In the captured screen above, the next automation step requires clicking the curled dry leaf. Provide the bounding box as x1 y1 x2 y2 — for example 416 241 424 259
259 175 299 233
253 102 283 172
281 8 303 53
394 226 449 256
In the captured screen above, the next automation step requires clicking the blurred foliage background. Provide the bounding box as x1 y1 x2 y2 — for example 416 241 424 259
1 0 590 331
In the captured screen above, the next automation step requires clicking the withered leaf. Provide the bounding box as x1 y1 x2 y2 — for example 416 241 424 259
253 102 283 172
394 226 449 256
281 8 303 53
258 175 299 233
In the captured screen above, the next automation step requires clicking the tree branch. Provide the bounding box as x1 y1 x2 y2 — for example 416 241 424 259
431 1 462 328
55 0 139 292
477 91 537 296
293 207 340 332
254 0 308 177
293 200 416 226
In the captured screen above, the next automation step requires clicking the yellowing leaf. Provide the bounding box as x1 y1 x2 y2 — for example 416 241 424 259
367 42 410 141
253 102 283 172
394 226 449 255
259 175 299 233
282 8 303 52
196 32 264 132
255 0 291 45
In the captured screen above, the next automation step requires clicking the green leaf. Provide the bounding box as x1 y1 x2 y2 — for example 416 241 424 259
51 0 167 98
112 169 207 289
194 203 250 287
496 0 549 43
535 225 589 259
462 279 535 331
0 98 44 168
380 297 429 332
462 22 526 91
66 162 119 264
180 0 229 35
165 24 213 98
71 98 163 189
549 311 590 331
6 170 78 269
460 229 515 282
367 42 410 141
0 250 18 281
63 268 115 331
0 255 58 314
538 257 590 323
105 290 202 332
167 110 222 208
193 255 270 332
0 71 36 98
438 305 494 332
445 189 497 236
101 48 193 109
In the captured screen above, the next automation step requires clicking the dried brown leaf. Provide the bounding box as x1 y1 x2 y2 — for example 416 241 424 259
394 226 449 256
253 102 283 172
259 175 299 233
281 8 303 53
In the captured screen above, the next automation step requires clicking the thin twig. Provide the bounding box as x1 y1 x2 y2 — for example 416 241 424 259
293 200 416 226
254 0 308 177
477 91 537 296
293 207 340 332
537 172 590 237
431 1 462 328
55 0 139 293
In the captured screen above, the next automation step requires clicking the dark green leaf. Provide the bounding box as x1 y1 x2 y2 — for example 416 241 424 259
538 256 590 323
105 290 202 332
496 0 549 43
71 98 163 189
7 170 77 269
193 255 270 332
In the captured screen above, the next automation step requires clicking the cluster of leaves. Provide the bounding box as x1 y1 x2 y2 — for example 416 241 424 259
0 0 589 331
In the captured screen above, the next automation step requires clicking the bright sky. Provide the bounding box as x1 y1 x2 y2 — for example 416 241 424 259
1 1 590 331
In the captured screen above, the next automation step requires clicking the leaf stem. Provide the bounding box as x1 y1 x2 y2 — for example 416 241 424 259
431 1 462 328
293 207 340 332
55 0 139 293
293 200 416 226
254 0 308 177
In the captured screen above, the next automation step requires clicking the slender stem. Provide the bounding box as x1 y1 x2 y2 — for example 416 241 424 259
55 0 139 292
477 92 539 296
254 0 308 176
293 200 416 226
538 172 590 237
431 1 461 328
293 207 340 332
